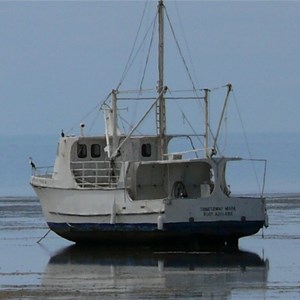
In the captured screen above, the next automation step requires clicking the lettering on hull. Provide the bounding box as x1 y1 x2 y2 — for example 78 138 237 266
201 206 236 217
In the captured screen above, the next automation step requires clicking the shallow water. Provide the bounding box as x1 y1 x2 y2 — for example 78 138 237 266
0 195 299 299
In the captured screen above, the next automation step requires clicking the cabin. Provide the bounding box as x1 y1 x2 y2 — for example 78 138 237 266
66 135 215 200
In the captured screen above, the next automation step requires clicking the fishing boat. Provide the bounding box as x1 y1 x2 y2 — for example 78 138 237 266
30 1 268 248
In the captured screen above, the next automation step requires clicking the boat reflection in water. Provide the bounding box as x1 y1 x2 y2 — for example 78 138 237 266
43 245 269 298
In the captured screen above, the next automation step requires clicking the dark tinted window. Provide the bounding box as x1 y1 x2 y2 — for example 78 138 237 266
77 144 87 158
91 144 101 158
141 143 151 157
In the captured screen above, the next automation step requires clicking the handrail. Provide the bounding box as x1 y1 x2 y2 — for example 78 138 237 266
165 147 207 157
241 158 267 197
70 160 121 189
32 166 54 177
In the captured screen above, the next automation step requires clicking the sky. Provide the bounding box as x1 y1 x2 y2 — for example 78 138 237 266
0 1 300 137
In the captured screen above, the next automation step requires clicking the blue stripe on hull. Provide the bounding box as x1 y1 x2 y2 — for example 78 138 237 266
48 221 264 246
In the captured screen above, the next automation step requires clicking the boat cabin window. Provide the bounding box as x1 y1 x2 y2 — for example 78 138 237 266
141 143 151 157
72 139 106 161
91 144 101 158
77 144 87 158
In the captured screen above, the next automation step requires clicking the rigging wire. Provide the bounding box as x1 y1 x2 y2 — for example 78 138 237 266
87 109 101 135
164 4 218 154
164 7 198 95
66 94 110 136
174 2 203 108
174 2 199 84
116 1 149 91
168 88 204 148
206 86 237 157
115 4 157 130
116 7 158 91
219 109 228 154
139 13 157 91
232 91 262 192
118 113 144 135
131 3 155 129
129 11 157 131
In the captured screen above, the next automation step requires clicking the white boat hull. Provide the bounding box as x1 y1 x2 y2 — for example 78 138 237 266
32 185 267 247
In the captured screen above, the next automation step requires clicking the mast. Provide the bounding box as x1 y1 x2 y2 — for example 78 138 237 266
157 0 167 159
204 89 210 158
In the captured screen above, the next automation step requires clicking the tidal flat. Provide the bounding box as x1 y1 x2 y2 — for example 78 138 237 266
0 195 299 299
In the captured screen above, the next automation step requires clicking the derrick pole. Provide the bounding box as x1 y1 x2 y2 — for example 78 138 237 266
204 89 210 158
157 0 167 159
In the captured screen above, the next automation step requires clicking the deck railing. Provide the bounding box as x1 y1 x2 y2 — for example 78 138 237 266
32 166 54 178
70 161 121 188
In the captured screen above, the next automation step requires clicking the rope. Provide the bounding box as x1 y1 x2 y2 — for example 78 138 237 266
186 136 198 158
36 229 51 244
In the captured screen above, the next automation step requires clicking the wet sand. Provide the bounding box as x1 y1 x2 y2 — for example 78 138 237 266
0 195 299 299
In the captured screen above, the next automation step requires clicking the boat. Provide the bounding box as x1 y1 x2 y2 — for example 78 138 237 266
30 0 268 248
